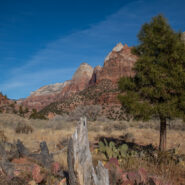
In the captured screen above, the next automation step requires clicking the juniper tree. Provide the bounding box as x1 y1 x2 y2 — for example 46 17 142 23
118 15 185 151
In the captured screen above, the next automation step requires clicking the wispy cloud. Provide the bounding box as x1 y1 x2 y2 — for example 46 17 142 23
1 68 75 97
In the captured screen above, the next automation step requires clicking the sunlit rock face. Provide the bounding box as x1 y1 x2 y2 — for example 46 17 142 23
21 81 71 111
58 63 93 98
90 43 137 84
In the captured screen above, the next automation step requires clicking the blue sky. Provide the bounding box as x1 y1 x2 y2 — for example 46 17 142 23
0 0 185 99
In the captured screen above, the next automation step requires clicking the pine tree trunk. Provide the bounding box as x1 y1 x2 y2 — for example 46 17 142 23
159 117 167 151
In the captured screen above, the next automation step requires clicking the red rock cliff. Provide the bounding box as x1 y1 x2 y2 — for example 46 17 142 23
90 43 137 84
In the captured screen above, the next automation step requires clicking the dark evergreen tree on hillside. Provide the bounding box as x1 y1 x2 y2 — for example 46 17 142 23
118 15 185 151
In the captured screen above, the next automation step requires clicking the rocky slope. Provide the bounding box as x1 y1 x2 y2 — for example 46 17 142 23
90 43 137 84
0 93 17 113
21 63 93 111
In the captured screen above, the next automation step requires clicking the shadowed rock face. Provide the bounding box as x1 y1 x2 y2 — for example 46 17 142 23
89 65 102 85
90 43 137 84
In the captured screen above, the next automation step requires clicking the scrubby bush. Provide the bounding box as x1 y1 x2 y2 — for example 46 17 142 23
0 130 7 142
29 109 47 120
15 122 33 134
69 105 102 121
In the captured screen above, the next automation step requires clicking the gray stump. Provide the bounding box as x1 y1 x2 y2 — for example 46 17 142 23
67 117 109 185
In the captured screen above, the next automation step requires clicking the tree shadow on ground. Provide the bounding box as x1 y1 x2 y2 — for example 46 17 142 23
95 134 157 155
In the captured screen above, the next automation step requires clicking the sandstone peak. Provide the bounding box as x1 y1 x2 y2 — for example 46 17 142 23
105 43 126 62
72 63 93 81
94 65 102 71
112 42 124 52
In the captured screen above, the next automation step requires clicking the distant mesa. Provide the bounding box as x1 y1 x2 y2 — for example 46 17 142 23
30 81 71 97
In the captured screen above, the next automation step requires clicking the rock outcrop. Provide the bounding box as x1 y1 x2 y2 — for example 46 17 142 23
59 63 93 98
91 43 137 84
21 81 71 111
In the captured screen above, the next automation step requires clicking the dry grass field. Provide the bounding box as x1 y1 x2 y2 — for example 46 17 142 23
0 113 185 184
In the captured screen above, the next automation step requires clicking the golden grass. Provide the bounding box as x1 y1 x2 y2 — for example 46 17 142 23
0 113 185 172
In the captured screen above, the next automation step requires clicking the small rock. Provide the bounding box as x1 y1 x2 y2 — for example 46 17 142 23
138 168 148 183
121 172 128 182
51 162 61 174
127 171 141 184
58 178 67 185
28 180 37 185
32 164 45 183
121 180 134 185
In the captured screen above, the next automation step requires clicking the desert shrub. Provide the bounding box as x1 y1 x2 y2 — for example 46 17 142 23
113 122 129 130
69 105 102 121
168 119 185 131
0 130 7 142
15 122 33 134
39 115 74 130
103 124 113 134
57 137 70 150
29 109 47 120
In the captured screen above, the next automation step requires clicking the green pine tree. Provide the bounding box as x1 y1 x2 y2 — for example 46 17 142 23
118 15 185 151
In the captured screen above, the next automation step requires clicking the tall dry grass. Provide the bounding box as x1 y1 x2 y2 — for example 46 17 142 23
0 113 185 172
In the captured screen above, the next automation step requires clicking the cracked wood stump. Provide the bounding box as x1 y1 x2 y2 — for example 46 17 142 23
67 117 109 185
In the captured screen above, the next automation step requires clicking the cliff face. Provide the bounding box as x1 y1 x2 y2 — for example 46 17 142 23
90 43 137 84
59 63 93 98
21 63 93 111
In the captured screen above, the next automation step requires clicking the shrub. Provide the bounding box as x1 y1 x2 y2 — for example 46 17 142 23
0 130 7 142
69 105 102 121
29 109 47 120
15 122 33 134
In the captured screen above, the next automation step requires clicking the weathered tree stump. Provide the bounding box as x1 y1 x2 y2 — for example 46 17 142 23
67 117 109 185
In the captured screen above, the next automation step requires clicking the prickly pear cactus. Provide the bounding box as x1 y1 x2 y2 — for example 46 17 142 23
119 144 128 158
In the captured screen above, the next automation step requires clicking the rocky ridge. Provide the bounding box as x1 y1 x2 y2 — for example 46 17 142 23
0 93 16 113
90 43 137 84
